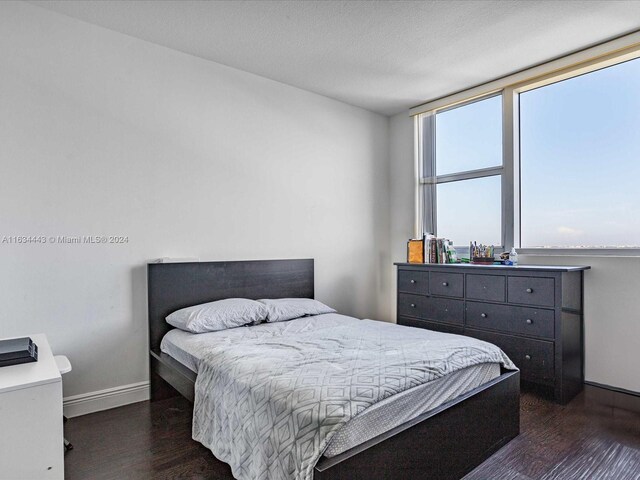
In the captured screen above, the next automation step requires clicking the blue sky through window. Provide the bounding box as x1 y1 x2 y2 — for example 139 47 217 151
437 176 501 246
436 95 502 175
434 95 502 246
520 57 640 247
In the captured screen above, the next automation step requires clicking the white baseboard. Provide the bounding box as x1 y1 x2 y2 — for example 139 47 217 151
63 381 150 418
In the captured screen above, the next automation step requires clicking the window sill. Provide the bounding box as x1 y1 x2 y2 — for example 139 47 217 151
518 248 640 257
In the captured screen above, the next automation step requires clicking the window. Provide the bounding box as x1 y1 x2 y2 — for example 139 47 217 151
436 176 502 246
435 95 502 175
420 95 503 247
415 39 640 252
520 58 640 248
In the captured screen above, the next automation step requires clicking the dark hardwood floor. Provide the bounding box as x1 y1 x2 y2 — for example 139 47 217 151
64 386 640 480
464 386 640 480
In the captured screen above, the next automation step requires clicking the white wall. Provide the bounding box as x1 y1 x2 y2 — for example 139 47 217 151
0 2 391 403
389 112 640 394
388 113 415 319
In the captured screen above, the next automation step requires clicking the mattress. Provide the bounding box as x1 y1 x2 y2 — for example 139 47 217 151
160 314 501 458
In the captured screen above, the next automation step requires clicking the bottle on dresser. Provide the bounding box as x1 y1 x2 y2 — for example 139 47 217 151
505 247 518 266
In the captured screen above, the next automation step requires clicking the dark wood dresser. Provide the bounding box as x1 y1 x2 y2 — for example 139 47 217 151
395 262 590 404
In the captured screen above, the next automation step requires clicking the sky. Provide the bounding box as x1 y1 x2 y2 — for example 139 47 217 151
433 57 640 248
435 95 502 246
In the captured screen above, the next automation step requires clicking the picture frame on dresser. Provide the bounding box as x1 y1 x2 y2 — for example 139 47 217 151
395 262 590 404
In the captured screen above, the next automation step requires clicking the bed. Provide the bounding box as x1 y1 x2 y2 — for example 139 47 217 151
148 259 520 480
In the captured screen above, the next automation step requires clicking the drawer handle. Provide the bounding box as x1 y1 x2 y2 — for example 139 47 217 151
526 288 533 293
442 282 449 286
525 354 532 360
410 303 416 308
526 318 533 324
410 279 416 284
480 313 487 318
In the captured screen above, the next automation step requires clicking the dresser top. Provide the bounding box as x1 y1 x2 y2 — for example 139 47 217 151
394 262 590 272
0 334 60 394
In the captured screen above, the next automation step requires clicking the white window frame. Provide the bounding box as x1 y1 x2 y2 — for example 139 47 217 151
417 93 508 250
413 32 640 256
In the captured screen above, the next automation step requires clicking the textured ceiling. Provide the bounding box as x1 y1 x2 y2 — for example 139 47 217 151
29 0 640 116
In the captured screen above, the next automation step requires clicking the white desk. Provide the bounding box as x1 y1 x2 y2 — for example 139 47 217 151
0 334 64 479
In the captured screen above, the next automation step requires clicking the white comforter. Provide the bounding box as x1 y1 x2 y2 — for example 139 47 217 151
191 314 515 480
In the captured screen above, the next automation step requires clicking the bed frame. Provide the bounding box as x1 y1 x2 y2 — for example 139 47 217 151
148 259 520 480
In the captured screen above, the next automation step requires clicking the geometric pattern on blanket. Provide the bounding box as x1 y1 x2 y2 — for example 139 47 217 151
193 317 515 480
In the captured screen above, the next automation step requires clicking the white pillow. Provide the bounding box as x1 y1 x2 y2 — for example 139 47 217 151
258 298 336 322
166 298 268 333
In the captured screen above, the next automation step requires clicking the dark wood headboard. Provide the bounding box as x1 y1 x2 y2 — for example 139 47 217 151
147 259 314 353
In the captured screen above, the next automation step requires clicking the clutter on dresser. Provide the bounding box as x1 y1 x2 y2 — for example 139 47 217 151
407 236 425 263
470 242 495 264
505 247 519 266
407 234 459 264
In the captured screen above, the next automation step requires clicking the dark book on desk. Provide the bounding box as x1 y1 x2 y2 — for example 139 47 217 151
0 337 38 367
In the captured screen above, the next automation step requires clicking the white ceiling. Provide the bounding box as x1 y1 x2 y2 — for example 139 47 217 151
29 0 640 116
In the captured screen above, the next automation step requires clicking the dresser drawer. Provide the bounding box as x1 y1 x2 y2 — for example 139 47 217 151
398 316 464 335
398 270 429 295
508 276 555 307
466 301 555 339
398 294 464 325
397 293 427 318
429 272 464 298
423 296 464 325
465 329 555 384
466 274 506 302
